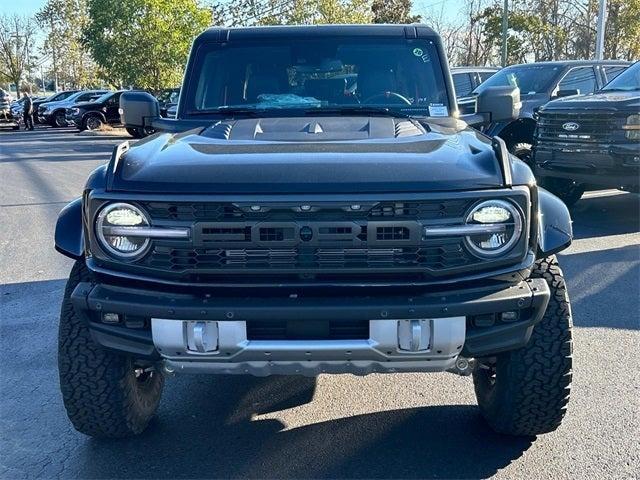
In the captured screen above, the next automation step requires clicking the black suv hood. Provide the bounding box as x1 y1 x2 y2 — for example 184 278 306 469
541 90 640 112
110 116 504 194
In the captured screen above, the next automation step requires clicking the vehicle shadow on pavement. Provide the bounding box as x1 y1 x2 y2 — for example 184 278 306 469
570 191 639 239
561 244 639 330
78 375 533 479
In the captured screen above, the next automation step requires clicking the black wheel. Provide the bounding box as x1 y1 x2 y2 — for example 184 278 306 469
83 114 103 131
509 142 533 168
126 126 143 138
473 256 573 436
53 110 67 128
58 261 164 438
540 177 585 207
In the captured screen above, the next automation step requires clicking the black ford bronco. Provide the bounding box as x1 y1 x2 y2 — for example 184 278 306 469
55 25 574 438
533 61 640 206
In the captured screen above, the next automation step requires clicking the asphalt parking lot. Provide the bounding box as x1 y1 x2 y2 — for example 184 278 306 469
1 127 639 479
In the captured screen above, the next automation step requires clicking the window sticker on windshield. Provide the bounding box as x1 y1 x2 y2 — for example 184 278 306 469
413 48 424 57
428 104 448 117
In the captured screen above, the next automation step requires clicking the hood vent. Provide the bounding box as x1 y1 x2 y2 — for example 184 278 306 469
203 122 233 140
395 120 425 138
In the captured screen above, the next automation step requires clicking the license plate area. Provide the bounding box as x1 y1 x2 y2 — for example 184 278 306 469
246 319 370 340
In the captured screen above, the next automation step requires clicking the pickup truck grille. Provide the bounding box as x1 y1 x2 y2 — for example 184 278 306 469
535 112 624 144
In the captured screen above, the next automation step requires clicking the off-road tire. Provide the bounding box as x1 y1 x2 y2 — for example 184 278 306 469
509 142 533 168
540 177 585 207
58 261 164 438
126 126 143 138
473 256 573 436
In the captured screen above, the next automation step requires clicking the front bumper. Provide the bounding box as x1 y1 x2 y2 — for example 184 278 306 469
71 277 550 376
534 142 640 188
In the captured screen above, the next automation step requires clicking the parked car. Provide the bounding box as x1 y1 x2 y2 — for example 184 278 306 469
451 66 500 114
157 87 180 117
66 91 124 131
472 60 631 164
0 88 19 130
532 61 640 206
38 90 110 127
58 24 574 439
33 90 80 124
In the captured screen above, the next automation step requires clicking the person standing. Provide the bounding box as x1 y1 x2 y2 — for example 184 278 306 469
22 92 34 131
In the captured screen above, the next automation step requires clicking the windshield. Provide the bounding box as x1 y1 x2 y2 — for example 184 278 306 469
184 37 450 117
49 91 77 102
474 64 562 95
94 92 115 103
602 62 640 92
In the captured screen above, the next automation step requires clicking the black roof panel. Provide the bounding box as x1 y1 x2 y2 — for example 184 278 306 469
195 24 438 43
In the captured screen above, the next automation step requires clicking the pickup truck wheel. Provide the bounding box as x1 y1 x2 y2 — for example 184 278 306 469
126 127 143 138
540 177 585 207
58 261 164 438
509 142 533 168
473 256 573 436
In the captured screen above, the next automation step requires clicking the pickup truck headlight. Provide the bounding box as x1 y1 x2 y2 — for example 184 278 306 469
96 203 151 258
623 114 640 140
464 199 523 257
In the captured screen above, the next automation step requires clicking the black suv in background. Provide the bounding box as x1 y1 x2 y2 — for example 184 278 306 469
66 91 124 131
533 61 640 205
473 60 631 163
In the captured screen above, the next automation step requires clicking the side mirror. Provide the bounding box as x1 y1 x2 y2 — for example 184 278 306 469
120 91 160 128
555 89 580 98
476 86 521 123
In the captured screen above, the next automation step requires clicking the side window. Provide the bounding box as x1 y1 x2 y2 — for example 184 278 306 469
558 67 597 94
478 71 496 84
77 92 95 102
452 73 474 97
603 66 626 83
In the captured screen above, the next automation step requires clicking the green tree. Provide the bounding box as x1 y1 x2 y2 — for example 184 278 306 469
83 0 210 90
36 0 99 89
0 14 36 93
371 0 420 24
214 0 371 26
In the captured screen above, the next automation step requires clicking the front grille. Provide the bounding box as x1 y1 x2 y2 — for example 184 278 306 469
536 112 624 144
246 320 369 340
93 194 529 283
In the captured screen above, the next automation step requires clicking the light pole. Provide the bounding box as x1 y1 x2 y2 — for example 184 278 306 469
501 0 508 67
595 0 607 60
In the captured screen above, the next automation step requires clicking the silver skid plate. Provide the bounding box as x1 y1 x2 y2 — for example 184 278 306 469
152 317 465 377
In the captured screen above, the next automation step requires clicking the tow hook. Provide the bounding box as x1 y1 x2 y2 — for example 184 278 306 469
448 357 476 376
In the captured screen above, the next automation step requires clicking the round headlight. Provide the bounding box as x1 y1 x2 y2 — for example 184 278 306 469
96 203 150 258
464 199 523 257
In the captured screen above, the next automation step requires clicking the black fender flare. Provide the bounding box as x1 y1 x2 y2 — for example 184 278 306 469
55 198 84 260
537 187 573 257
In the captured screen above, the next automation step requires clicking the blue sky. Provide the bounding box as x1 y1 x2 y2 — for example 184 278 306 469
2 0 463 23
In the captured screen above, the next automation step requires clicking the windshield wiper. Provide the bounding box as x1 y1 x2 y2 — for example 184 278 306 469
600 87 639 92
187 107 262 117
303 105 420 119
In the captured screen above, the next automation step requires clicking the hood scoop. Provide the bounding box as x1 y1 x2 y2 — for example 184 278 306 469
200 117 426 142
